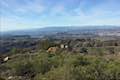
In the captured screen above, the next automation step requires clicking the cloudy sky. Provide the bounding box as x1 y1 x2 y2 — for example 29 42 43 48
0 0 120 31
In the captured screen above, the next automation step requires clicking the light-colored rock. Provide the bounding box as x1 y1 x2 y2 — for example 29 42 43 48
65 45 68 48
8 76 13 80
47 47 59 53
3 57 9 62
60 44 64 49
118 52 120 55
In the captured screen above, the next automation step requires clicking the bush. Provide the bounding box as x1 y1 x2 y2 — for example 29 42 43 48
0 77 5 80
15 61 36 78
1 51 120 80
80 47 88 54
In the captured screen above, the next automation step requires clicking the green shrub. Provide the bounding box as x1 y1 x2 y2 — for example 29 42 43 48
1 51 120 80
0 77 5 80
15 61 36 78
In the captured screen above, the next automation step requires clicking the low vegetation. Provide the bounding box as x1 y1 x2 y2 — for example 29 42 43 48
0 31 120 80
0 51 120 80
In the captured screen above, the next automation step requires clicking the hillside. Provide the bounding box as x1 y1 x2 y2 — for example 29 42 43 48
0 27 120 80
0 51 120 80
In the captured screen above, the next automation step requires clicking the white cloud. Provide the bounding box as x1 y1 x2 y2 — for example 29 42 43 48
0 0 46 15
0 0 120 31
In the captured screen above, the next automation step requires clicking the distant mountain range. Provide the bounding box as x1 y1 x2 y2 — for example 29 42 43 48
1 26 120 37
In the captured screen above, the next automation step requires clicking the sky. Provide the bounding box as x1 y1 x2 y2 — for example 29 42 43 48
0 0 120 31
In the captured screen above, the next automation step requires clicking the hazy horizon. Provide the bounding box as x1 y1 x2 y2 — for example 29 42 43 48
1 25 120 33
1 0 120 31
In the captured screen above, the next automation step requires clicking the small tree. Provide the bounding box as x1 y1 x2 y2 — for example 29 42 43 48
108 47 115 54
10 48 18 54
15 62 36 79
80 47 88 54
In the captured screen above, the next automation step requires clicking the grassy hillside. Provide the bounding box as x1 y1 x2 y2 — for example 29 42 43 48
0 51 120 80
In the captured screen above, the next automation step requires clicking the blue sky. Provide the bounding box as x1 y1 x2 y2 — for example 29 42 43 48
0 0 120 31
